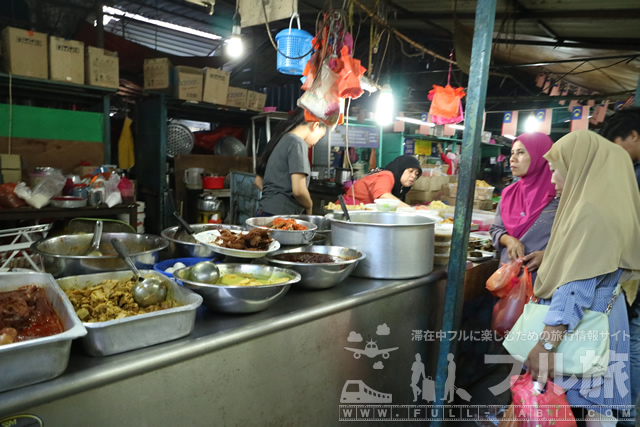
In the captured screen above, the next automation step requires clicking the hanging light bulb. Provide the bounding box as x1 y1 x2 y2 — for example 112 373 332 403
226 12 243 58
375 84 394 126
524 114 538 133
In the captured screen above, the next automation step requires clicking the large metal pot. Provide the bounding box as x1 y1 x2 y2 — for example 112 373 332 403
326 212 436 279
161 224 244 258
31 233 169 278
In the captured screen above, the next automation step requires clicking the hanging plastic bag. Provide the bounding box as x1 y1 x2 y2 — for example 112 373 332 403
486 258 523 297
432 99 465 125
335 46 366 99
298 59 341 126
492 267 534 336
510 373 577 427
428 84 466 119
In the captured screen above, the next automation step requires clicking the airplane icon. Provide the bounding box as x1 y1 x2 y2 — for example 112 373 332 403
344 339 399 359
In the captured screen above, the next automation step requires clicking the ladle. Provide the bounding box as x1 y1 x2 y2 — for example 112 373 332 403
338 195 351 222
83 220 103 256
189 261 220 284
111 238 167 307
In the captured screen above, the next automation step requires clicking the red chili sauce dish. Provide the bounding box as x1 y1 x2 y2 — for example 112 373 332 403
0 285 65 346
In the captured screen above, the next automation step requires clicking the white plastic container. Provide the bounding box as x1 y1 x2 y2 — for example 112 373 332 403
374 198 401 212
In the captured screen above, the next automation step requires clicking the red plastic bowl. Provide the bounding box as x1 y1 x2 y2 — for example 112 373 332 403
202 176 225 189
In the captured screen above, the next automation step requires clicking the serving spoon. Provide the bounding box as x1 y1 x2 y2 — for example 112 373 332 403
83 220 103 256
111 238 167 307
338 195 351 222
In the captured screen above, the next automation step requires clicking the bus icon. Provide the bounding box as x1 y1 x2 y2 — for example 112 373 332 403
340 380 392 403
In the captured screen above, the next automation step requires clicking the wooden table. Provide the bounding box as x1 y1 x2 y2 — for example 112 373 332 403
0 204 138 228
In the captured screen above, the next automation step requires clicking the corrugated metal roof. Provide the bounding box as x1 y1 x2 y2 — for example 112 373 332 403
103 0 232 56
104 18 222 56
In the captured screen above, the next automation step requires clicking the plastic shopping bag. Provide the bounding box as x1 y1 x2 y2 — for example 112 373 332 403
492 267 534 337
510 373 577 427
486 258 523 298
428 84 466 119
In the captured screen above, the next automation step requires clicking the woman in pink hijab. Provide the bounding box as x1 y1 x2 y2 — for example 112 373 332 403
489 132 557 279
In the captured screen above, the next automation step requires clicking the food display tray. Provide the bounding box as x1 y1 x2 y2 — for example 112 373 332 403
56 270 202 356
0 272 87 392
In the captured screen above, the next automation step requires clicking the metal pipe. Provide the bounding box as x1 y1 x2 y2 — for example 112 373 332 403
96 2 104 49
433 0 496 424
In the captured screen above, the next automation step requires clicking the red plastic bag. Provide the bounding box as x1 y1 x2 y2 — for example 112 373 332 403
428 84 466 119
510 373 577 427
486 258 523 297
492 267 533 337
0 183 26 208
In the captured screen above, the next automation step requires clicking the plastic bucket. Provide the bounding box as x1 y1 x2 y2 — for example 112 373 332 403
275 15 313 75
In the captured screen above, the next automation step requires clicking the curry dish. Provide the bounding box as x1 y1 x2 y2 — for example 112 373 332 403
64 278 181 323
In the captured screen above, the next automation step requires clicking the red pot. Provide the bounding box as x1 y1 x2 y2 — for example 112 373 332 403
202 176 225 189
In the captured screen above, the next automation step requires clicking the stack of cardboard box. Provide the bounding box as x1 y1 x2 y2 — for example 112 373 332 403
405 175 455 205
142 58 267 111
1 26 119 88
0 154 22 184
446 182 494 210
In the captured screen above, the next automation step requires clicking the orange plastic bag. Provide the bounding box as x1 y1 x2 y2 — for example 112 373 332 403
428 84 466 119
491 267 534 337
510 373 577 427
336 46 366 99
486 258 523 298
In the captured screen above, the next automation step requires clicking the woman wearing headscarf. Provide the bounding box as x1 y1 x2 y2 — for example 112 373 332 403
338 155 422 207
524 131 640 425
490 133 558 278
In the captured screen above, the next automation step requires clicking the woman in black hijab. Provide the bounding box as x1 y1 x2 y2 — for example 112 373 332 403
339 155 422 206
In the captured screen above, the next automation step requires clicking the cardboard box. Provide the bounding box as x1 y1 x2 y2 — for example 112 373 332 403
173 66 203 101
202 67 230 105
1 169 22 183
226 87 248 109
144 58 173 91
1 27 48 79
473 199 493 211
406 190 441 205
0 154 21 170
74 165 98 177
86 46 119 88
246 90 267 111
49 36 84 83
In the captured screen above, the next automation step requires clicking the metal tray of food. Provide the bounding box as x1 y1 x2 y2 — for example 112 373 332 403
56 270 203 357
0 272 87 392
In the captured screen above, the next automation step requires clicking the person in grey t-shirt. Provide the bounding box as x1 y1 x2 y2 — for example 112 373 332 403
255 109 327 215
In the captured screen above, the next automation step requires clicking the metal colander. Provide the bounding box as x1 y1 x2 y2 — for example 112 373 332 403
167 123 195 157
214 136 247 157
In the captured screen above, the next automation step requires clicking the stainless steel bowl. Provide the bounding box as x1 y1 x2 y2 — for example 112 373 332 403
161 224 245 258
50 196 88 208
31 233 169 278
265 246 365 290
173 263 300 313
280 215 332 244
245 217 317 245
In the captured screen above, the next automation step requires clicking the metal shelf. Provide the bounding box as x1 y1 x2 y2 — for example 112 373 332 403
0 72 116 100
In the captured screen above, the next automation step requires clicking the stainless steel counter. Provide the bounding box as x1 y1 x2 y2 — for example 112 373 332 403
0 271 447 426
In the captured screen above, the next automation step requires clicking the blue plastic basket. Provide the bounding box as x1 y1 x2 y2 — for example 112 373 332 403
153 257 214 280
275 27 313 75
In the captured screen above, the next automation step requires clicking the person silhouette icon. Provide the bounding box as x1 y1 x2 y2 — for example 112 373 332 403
444 353 456 403
410 353 426 402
